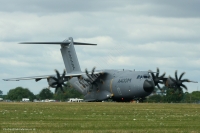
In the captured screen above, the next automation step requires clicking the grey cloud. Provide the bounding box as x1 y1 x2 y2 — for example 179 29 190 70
1 1 200 95
0 0 200 17
0 0 122 13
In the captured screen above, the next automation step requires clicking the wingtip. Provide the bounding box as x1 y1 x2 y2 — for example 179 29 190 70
192 81 198 83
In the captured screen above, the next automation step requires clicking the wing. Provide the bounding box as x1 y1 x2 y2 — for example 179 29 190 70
3 71 103 81
3 74 55 81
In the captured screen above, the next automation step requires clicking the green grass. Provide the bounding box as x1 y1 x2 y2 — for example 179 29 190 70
0 102 200 133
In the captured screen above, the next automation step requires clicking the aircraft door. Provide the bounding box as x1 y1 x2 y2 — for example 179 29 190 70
116 86 122 95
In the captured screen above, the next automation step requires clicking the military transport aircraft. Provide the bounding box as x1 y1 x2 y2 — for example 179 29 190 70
3 37 198 102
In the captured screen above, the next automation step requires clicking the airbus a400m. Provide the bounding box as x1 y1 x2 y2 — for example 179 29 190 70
3 37 197 102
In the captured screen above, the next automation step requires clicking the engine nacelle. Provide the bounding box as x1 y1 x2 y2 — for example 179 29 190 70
164 78 176 88
47 77 57 88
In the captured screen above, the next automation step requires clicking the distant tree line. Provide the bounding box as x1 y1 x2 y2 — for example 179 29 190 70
0 90 3 96
2 85 200 103
146 86 200 103
3 83 83 102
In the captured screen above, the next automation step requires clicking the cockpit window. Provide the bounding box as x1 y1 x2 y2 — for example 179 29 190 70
137 74 150 79
143 75 150 79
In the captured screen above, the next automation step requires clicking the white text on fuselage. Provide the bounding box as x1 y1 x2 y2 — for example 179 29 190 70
68 51 75 70
118 78 132 83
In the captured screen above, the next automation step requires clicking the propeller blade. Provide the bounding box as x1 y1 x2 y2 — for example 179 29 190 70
92 67 95 73
157 84 161 90
189 81 198 83
169 76 176 83
55 87 58 93
85 68 94 82
55 69 60 79
179 72 185 80
85 68 89 76
180 84 187 90
62 69 66 78
52 77 59 82
181 79 190 82
156 68 159 77
60 86 64 93
160 72 166 78
91 67 96 76
175 70 178 81
151 72 155 79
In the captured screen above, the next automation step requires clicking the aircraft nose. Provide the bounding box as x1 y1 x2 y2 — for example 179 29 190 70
143 80 154 93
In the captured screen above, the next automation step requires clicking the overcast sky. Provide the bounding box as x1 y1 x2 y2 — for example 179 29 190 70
0 0 200 95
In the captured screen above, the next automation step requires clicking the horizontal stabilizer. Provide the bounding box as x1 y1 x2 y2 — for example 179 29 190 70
19 42 97 45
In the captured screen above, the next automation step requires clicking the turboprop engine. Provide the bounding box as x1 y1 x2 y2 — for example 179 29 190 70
47 69 68 93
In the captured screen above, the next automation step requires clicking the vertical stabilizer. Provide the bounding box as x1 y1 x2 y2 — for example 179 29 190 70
60 37 81 73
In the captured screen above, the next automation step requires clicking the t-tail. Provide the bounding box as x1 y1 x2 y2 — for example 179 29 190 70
19 37 97 73
61 37 81 73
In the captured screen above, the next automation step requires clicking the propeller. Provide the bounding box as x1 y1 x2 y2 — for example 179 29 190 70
85 67 96 82
169 70 196 91
84 67 99 90
48 69 67 93
150 68 166 90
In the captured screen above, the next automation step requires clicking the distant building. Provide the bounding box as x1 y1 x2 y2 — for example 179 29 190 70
67 98 83 102
22 98 30 102
0 98 3 101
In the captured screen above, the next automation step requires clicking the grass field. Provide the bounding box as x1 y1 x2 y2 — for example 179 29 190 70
1 102 200 133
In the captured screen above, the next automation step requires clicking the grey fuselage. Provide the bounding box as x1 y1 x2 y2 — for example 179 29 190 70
69 69 155 101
